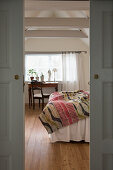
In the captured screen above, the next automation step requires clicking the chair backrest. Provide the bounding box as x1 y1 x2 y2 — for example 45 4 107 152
31 81 43 96
31 81 50 98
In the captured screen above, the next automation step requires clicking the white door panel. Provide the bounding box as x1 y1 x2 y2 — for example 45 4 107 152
91 1 113 170
0 0 24 170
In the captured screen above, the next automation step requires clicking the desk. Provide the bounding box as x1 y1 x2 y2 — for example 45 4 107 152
28 82 58 107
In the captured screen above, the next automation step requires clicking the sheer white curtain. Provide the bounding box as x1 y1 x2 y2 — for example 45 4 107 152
76 53 86 90
62 52 85 91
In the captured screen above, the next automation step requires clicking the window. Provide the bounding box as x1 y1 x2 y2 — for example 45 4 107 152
25 53 62 81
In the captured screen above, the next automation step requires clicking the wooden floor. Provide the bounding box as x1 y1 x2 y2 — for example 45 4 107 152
25 104 90 170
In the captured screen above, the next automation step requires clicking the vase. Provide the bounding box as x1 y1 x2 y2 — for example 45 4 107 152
36 76 39 81
40 75 44 82
48 69 51 82
54 72 55 82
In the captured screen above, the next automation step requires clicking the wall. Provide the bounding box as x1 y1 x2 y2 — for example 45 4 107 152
25 38 89 52
24 38 90 103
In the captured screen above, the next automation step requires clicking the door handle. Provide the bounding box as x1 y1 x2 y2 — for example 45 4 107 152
14 75 19 80
94 74 99 79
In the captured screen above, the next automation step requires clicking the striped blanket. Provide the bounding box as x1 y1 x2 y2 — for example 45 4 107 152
39 90 90 134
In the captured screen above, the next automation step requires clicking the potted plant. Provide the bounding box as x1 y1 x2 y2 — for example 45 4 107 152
28 69 37 81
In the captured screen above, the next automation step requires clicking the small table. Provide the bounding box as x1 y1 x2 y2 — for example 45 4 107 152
28 81 58 107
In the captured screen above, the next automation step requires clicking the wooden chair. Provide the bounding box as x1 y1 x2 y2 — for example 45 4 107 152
31 81 50 110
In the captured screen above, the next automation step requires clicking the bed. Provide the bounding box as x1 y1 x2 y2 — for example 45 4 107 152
39 90 90 143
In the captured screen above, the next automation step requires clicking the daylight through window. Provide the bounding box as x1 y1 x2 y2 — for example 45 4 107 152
25 53 62 81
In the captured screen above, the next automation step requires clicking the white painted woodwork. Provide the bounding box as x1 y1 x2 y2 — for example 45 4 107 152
25 17 89 28
0 0 24 170
91 1 113 170
25 1 90 11
25 30 88 38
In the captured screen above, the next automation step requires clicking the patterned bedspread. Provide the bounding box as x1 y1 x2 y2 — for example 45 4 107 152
39 90 90 134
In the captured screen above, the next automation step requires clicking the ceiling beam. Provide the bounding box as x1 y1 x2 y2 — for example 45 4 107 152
25 1 90 11
25 17 89 28
25 30 88 38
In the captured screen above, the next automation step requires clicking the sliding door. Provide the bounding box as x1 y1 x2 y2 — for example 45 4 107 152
0 0 24 170
90 1 113 169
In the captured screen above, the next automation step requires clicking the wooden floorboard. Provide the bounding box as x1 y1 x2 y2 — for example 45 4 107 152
25 104 90 170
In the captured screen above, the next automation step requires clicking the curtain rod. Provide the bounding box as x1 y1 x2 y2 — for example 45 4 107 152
62 51 87 54
25 51 87 54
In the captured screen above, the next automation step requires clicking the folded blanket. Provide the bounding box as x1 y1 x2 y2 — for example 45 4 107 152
39 90 90 134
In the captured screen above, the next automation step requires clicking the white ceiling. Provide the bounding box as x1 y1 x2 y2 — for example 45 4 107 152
24 1 89 47
25 10 89 18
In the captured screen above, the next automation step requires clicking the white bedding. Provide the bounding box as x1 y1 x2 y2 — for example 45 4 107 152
49 117 90 143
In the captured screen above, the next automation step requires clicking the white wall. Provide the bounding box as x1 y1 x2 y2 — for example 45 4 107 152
24 38 90 104
25 38 89 52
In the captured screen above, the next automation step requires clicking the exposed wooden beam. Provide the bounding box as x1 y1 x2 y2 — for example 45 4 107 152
25 1 90 11
25 17 89 28
25 30 88 38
